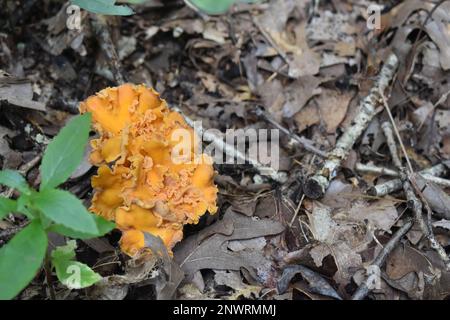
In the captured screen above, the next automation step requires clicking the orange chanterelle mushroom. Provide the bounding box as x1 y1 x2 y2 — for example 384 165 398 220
79 84 218 256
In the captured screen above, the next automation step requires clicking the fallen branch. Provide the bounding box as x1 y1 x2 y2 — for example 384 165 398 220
255 107 327 158
351 219 413 300
304 53 399 199
410 175 450 271
172 106 288 183
382 121 450 271
357 162 450 189
415 174 450 188
367 162 449 197
355 163 399 177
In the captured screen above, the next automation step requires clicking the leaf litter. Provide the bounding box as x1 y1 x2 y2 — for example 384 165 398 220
1 0 450 300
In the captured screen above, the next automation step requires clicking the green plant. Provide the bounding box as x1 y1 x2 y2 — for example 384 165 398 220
70 0 138 16
0 113 115 300
185 0 260 15
70 0 260 16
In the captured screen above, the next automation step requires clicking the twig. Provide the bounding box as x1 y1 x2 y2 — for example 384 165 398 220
0 155 42 198
44 250 56 300
356 163 450 188
419 174 450 188
255 107 327 158
18 155 41 175
409 175 450 270
172 106 287 183
355 163 399 177
351 219 413 300
0 225 23 244
380 89 414 173
289 194 305 227
304 53 399 199
368 163 449 196
90 14 126 85
381 122 403 169
382 121 450 271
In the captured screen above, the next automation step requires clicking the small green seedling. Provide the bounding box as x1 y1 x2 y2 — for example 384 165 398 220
0 113 115 300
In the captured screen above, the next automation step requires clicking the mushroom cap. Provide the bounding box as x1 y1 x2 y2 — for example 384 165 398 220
80 84 218 256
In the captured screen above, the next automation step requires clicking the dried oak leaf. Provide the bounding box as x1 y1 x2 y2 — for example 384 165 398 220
277 265 342 300
173 208 284 282
256 0 320 78
316 89 354 134
306 202 372 286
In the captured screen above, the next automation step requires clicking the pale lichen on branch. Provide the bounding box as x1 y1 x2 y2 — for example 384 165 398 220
304 53 399 199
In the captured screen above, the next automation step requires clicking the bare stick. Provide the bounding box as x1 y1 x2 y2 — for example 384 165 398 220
381 88 414 173
356 163 450 190
91 14 126 84
255 107 327 158
304 53 399 199
355 163 399 177
0 155 42 198
368 163 449 196
172 106 287 183
419 174 450 188
382 121 450 271
351 219 413 300
409 175 450 270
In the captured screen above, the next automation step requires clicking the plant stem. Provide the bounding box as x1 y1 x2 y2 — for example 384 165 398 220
44 250 56 300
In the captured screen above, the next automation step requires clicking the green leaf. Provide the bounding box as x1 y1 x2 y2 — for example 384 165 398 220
0 197 17 220
32 189 98 234
185 0 260 14
16 195 34 219
185 0 236 14
0 170 31 194
40 113 92 191
72 0 134 16
51 241 102 289
51 240 77 261
0 220 47 300
48 215 115 239
121 0 147 3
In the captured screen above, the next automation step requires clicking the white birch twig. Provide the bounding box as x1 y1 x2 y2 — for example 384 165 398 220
355 163 399 176
172 106 287 183
367 163 449 196
304 53 399 199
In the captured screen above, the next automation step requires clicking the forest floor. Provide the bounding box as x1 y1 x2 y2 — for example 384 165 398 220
1 0 450 300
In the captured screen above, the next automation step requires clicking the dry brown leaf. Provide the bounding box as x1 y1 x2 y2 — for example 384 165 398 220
256 0 320 78
385 244 448 299
173 208 285 282
425 20 450 70
348 198 399 232
316 89 354 133
282 76 322 118
306 202 369 286
294 103 320 132
0 72 46 111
